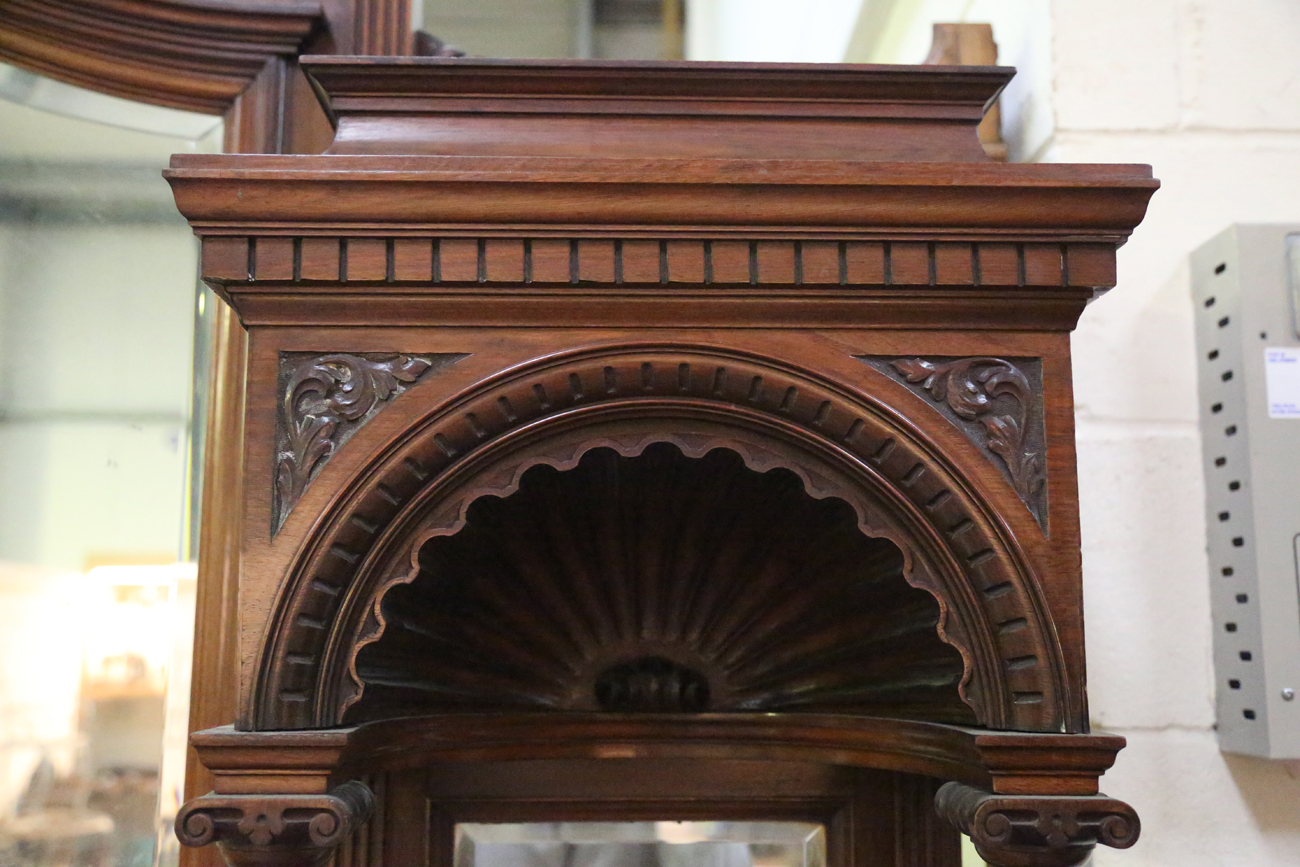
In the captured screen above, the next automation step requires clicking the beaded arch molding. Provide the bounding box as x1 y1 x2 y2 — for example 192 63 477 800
253 345 1070 732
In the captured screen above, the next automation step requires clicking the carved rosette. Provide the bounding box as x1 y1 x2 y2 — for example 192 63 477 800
866 356 1047 527
176 781 374 867
275 353 463 532
934 782 1139 867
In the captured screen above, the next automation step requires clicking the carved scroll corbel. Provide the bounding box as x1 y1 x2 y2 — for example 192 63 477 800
934 782 1139 867
176 781 374 867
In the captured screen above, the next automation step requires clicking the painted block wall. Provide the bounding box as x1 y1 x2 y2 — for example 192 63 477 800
424 0 580 58
687 0 1300 863
1045 1 1300 863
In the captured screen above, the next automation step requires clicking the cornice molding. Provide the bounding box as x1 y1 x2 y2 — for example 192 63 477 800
198 235 1110 287
165 156 1158 236
300 56 1014 161
0 0 323 113
303 54 1015 104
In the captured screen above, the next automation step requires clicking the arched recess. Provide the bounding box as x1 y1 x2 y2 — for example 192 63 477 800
350 441 977 725
255 345 1070 733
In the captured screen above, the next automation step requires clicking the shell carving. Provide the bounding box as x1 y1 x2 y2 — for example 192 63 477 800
350 443 975 724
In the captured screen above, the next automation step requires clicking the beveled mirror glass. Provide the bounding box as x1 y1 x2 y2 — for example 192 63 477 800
454 821 827 867
0 60 220 867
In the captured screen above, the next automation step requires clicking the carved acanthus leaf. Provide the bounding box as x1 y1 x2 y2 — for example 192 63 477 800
275 353 463 533
889 356 1045 512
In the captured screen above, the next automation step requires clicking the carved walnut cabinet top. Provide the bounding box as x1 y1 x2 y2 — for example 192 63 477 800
167 57 1157 867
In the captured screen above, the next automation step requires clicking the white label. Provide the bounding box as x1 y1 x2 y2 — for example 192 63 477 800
1265 348 1300 418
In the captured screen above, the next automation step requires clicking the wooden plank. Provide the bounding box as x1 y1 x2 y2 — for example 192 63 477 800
621 240 661 284
439 239 478 282
802 241 840 284
202 236 249 281
393 238 433 281
530 239 571 283
255 237 294 281
667 240 705 284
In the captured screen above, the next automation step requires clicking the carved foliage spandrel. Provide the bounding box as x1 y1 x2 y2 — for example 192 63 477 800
867 356 1047 529
275 353 465 533
892 358 1043 500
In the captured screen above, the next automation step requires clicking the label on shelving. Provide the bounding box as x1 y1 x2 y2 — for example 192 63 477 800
1265 348 1300 418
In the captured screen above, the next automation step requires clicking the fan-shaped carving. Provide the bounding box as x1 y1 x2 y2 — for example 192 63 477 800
349 443 976 725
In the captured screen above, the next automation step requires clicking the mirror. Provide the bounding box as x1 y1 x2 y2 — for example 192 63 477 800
0 61 220 867
455 822 827 867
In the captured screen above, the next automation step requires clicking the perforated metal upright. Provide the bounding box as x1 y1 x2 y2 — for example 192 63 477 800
1191 224 1300 758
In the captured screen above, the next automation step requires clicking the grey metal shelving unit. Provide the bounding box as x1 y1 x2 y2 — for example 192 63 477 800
1191 224 1300 758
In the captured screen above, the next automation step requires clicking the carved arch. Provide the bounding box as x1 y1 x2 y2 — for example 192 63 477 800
255 346 1070 732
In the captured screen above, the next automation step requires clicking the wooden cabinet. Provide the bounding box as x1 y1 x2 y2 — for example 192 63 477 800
165 57 1157 867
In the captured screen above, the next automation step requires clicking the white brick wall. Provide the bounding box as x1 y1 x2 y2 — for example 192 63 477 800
423 0 580 58
1045 1 1300 862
